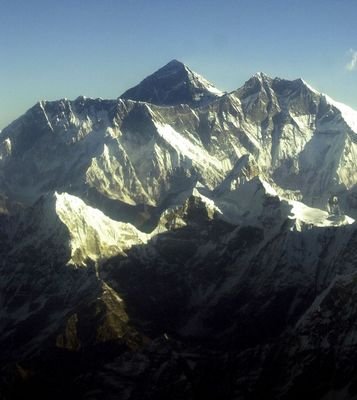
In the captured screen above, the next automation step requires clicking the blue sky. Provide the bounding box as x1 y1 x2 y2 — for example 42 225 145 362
1 0 356 129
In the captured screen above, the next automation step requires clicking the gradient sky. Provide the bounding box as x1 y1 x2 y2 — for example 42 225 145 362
1 0 356 129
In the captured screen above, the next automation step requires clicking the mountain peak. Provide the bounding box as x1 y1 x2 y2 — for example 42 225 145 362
165 59 186 68
235 72 323 106
150 59 187 77
120 60 224 106
253 71 272 81
243 73 319 94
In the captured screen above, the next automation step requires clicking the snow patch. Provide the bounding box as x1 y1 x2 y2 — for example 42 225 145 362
154 123 223 171
287 200 354 230
0 138 12 160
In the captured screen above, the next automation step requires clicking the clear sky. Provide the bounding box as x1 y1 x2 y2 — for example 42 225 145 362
1 0 356 129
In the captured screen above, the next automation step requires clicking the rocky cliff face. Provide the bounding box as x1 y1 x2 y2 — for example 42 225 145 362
1 60 357 399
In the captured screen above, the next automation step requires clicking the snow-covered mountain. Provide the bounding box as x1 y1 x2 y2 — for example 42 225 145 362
1 62 356 218
1 60 357 399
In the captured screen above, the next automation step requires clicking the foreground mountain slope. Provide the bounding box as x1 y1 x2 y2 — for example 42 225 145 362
0 191 148 368
1 185 357 399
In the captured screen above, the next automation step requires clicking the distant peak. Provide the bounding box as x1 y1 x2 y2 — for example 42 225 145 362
120 59 223 106
253 72 272 80
241 72 273 90
236 72 273 96
150 59 188 79
165 59 186 68
75 95 88 101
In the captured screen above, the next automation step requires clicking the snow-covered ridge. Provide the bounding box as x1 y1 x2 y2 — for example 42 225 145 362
324 94 357 134
54 192 150 264
215 176 355 230
300 79 321 95
185 65 224 97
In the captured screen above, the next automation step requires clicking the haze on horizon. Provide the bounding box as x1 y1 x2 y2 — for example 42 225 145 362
1 0 356 130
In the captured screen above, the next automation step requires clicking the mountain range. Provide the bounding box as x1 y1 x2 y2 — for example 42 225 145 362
1 60 357 399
